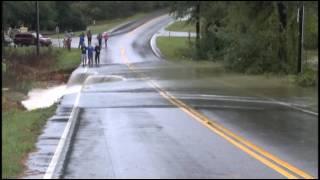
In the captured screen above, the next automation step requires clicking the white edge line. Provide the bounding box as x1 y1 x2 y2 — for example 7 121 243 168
261 96 318 116
150 34 163 58
43 67 87 179
149 15 175 59
181 95 318 116
277 101 318 116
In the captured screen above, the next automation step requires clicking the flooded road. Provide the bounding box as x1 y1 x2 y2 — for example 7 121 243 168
24 13 318 179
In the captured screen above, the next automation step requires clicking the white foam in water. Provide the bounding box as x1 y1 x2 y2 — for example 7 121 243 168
21 85 82 111
63 85 82 95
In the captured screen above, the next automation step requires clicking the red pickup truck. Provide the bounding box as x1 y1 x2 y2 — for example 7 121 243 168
14 32 52 47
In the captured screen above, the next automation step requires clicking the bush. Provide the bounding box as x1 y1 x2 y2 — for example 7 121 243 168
3 47 61 88
303 2 318 50
4 47 58 65
223 31 281 74
199 30 230 61
295 67 317 86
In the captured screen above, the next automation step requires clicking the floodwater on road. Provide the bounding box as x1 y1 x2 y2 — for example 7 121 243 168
128 61 318 112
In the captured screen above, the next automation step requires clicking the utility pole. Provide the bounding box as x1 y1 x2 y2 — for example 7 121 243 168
56 25 60 48
195 0 200 58
3 4 5 58
36 1 40 56
196 1 200 41
297 2 304 74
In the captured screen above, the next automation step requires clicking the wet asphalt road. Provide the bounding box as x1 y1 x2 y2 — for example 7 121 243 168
53 14 318 178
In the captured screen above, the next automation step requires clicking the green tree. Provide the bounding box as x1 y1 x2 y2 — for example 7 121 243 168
170 1 201 54
170 1 311 74
55 1 86 31
304 1 318 49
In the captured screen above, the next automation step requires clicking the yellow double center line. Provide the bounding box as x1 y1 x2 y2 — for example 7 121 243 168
120 47 314 179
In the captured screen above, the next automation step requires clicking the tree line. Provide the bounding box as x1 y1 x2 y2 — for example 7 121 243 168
2 1 318 75
2 1 170 32
170 1 318 74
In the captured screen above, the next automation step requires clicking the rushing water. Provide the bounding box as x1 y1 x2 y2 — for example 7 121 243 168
21 85 67 111
21 84 82 111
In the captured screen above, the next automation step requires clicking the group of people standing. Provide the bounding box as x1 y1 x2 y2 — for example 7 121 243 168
78 29 109 67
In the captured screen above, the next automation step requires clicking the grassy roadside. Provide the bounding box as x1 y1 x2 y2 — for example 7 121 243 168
47 13 146 38
2 105 57 179
3 47 80 87
2 46 80 178
156 37 196 61
53 48 80 71
156 36 318 111
165 20 195 32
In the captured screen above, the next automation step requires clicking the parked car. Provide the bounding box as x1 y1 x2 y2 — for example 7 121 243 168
14 32 52 47
32 33 52 47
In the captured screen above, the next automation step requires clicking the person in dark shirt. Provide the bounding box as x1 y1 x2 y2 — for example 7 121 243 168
103 32 108 48
80 44 87 67
87 44 94 67
97 33 102 49
95 44 101 66
79 32 85 49
87 30 92 45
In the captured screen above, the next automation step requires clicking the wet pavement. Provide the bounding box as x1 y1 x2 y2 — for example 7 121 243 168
24 13 318 179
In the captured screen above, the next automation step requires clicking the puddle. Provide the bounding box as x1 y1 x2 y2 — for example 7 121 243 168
21 85 82 111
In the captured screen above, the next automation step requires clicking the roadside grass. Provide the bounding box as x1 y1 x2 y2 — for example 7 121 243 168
2 104 57 179
3 47 53 93
4 47 56 65
53 48 80 71
47 13 146 38
165 20 195 32
4 46 80 72
156 37 196 61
